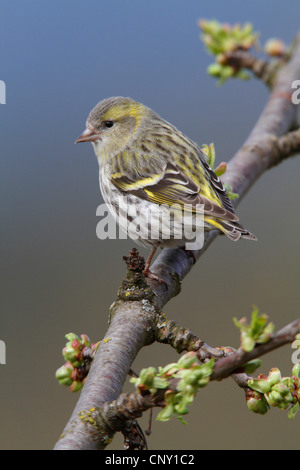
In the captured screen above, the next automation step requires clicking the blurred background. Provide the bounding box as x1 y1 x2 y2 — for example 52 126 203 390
1 0 300 450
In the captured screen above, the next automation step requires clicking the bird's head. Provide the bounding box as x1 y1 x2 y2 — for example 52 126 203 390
75 97 150 159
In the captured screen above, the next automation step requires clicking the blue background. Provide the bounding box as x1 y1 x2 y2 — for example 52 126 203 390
1 0 300 449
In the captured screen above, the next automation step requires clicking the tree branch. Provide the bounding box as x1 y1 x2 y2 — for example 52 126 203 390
54 32 300 450
62 318 300 439
275 127 300 162
219 49 277 85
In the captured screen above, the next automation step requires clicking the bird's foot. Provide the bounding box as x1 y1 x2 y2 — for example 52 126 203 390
143 268 168 287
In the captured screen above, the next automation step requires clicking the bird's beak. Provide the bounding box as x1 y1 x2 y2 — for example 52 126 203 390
75 128 101 144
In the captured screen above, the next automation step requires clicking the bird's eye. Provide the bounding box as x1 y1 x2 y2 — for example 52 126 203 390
104 120 114 128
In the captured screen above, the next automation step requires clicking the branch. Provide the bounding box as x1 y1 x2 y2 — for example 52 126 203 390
66 318 300 433
54 32 300 450
275 127 300 162
211 318 300 381
218 49 277 85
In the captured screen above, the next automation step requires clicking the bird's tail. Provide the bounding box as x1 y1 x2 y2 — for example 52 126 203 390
217 219 257 241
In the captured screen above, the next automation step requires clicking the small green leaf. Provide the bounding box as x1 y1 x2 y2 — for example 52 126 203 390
248 377 271 394
288 401 300 420
156 404 174 422
234 307 274 351
243 359 262 374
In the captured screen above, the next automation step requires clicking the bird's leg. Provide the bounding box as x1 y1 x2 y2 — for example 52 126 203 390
143 246 167 287
143 246 158 275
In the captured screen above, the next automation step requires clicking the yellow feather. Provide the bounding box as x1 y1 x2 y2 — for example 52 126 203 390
205 217 225 232
112 173 164 191
102 103 144 131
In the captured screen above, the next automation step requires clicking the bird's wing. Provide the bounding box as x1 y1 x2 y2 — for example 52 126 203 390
111 152 238 223
196 148 235 215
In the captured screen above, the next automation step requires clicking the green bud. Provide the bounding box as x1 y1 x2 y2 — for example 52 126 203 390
234 308 274 351
174 401 189 416
240 332 255 352
271 382 291 397
222 66 235 78
266 389 292 408
243 359 262 374
214 162 227 177
139 367 157 388
248 377 271 394
152 376 169 391
65 333 79 343
55 363 73 387
281 376 294 389
257 321 275 343
201 143 216 168
220 346 236 354
224 183 239 200
62 344 77 361
164 389 176 405
265 390 282 406
159 363 178 376
292 364 300 378
288 401 300 420
80 334 91 348
61 332 90 367
156 404 174 422
246 390 269 415
177 352 197 369
207 63 223 76
267 368 281 387
69 381 83 393
223 37 237 52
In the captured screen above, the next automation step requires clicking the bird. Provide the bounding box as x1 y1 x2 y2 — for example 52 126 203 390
75 96 256 282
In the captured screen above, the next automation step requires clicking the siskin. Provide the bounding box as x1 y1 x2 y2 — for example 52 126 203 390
76 97 256 281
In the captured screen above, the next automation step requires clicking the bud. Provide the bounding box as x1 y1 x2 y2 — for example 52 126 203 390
292 364 300 378
220 346 236 355
265 389 292 408
271 382 290 397
207 63 223 77
243 359 262 375
246 390 269 415
288 401 300 420
156 404 174 422
264 39 286 57
69 381 83 393
214 161 227 177
267 368 281 387
248 376 271 394
55 363 73 387
240 331 255 352
177 352 197 369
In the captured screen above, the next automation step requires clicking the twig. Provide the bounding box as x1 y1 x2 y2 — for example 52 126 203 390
220 49 277 85
211 318 300 380
275 127 300 163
